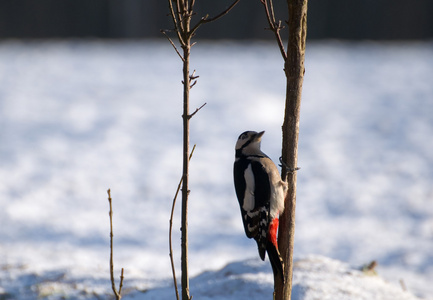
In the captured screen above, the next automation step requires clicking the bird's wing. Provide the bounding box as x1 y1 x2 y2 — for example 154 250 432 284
250 159 271 209
250 159 272 260
234 159 248 208
234 157 272 254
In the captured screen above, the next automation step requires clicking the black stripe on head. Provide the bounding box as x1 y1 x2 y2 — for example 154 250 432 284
236 131 256 149
241 138 253 149
236 132 254 158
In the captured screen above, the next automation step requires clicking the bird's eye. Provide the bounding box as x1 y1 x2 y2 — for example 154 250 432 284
241 133 248 140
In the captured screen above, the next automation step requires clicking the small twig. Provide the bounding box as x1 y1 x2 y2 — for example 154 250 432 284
188 103 207 119
361 260 378 276
366 260 378 271
189 70 199 80
399 279 407 291
161 30 185 62
108 189 125 300
169 145 197 300
119 268 124 295
190 80 198 89
189 70 199 89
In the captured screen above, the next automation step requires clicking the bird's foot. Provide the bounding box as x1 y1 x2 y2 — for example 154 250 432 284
279 157 300 175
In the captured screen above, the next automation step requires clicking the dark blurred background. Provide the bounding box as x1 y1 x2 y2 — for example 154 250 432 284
0 0 432 40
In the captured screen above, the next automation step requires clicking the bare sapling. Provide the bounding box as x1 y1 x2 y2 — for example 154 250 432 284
163 1 240 300
107 189 125 300
260 0 308 299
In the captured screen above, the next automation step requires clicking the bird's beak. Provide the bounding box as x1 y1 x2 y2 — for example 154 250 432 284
255 131 265 141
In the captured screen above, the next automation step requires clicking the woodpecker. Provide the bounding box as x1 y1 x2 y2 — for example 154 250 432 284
233 130 287 281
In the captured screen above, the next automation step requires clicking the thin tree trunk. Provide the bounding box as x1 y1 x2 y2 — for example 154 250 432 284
275 1 308 300
181 42 191 300
164 2 240 299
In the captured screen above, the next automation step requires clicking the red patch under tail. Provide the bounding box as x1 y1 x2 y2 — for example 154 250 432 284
268 217 279 248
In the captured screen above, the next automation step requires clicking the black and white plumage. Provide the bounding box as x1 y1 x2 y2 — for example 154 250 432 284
233 130 287 281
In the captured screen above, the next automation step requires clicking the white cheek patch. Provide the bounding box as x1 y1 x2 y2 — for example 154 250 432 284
242 164 255 212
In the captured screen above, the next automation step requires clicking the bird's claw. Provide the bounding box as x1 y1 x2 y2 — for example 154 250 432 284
279 157 300 174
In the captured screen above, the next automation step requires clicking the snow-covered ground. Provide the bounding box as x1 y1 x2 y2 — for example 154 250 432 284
0 40 432 299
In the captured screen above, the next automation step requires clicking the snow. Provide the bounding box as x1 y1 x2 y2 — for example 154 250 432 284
140 255 420 300
0 40 432 299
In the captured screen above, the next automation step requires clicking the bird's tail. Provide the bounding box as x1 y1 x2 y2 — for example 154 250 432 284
256 217 285 282
266 239 285 283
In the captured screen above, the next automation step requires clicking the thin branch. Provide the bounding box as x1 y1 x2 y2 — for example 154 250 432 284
168 0 185 45
182 0 188 14
190 0 241 37
169 175 185 300
188 102 207 119
269 0 276 21
261 0 287 61
176 0 181 15
108 189 124 300
201 0 241 23
175 0 184 33
169 145 197 300
119 268 124 295
161 30 185 62
188 0 196 14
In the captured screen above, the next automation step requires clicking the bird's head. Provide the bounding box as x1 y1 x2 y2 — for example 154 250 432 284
235 131 265 156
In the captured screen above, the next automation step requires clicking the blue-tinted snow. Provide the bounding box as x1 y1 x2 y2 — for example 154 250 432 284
0 40 432 299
